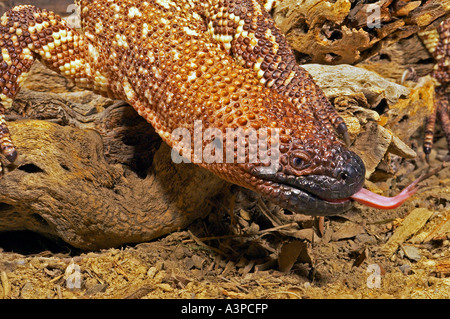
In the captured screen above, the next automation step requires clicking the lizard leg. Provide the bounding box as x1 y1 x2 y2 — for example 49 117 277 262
420 18 449 161
0 5 111 168
423 91 450 161
204 0 350 144
423 93 438 160
436 93 450 161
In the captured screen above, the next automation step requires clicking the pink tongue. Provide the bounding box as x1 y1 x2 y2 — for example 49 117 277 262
350 180 419 210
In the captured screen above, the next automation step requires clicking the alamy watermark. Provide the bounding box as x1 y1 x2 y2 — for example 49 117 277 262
366 4 382 29
64 3 383 29
366 264 382 288
65 260 81 289
65 4 81 29
171 120 280 175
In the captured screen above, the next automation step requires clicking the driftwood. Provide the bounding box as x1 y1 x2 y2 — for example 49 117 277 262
272 0 449 65
0 63 227 250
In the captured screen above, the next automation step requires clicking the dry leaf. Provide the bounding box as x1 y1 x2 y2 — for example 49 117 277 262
353 247 369 267
316 216 325 237
331 223 365 241
278 241 306 272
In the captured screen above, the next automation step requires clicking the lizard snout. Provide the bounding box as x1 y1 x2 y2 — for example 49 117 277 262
328 151 366 198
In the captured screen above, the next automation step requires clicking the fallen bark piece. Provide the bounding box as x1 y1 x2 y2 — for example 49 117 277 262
304 64 411 107
350 122 394 178
304 64 420 178
382 208 434 256
352 247 369 267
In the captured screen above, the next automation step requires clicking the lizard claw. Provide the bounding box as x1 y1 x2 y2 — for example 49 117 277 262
336 122 351 146
0 121 17 163
401 67 418 84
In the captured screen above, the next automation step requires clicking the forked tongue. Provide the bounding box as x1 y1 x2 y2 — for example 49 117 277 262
350 163 446 210
350 182 418 209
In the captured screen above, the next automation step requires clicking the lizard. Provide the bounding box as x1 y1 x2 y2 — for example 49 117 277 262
0 0 424 217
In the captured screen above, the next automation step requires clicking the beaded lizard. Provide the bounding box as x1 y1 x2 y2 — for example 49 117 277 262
0 0 423 216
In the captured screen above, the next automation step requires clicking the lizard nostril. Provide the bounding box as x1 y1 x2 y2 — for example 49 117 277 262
340 164 357 182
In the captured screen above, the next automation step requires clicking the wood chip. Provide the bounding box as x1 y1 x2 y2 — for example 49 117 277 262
435 260 450 277
400 244 421 261
382 208 434 256
394 1 421 16
221 261 235 277
84 283 108 296
1 271 10 299
241 260 255 277
124 285 155 299
424 216 450 243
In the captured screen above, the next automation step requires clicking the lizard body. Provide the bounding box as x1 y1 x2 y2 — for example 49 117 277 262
0 0 430 216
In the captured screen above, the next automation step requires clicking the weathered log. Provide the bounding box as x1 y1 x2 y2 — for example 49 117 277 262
0 63 228 250
272 0 449 65
0 119 227 250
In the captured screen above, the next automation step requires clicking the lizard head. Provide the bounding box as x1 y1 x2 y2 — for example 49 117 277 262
210 89 367 216
244 134 366 216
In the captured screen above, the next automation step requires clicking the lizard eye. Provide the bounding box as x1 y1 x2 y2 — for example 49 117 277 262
292 157 303 168
290 151 310 170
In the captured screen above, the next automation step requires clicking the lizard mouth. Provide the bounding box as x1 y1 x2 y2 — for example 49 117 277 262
250 150 366 216
255 170 421 216
257 176 419 216
258 174 362 216
257 179 354 216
